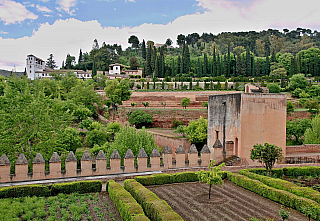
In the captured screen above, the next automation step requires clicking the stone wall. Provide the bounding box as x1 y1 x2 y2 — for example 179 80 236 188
0 145 211 183
286 144 320 154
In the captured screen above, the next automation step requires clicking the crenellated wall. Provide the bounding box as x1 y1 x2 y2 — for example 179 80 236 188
0 144 211 183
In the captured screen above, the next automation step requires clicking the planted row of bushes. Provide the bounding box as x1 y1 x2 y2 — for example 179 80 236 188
134 171 199 186
124 179 183 221
240 169 320 205
107 180 150 221
249 166 320 178
225 171 320 220
0 180 102 198
247 168 284 178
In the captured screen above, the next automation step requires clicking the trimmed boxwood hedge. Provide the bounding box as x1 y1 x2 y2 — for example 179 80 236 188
124 179 183 221
226 171 320 220
51 180 102 195
107 180 150 221
134 171 200 186
283 166 320 178
247 168 284 178
0 180 102 198
240 169 320 205
0 185 51 198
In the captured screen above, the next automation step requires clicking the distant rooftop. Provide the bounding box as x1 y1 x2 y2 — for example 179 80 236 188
0 69 25 78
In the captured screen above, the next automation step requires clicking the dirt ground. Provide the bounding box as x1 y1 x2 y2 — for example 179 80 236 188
94 192 123 221
147 181 312 221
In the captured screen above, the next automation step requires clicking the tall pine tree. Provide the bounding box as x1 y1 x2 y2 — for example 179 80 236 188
141 40 146 60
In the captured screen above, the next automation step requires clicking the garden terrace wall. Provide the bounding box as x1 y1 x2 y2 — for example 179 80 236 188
286 144 320 154
0 145 210 183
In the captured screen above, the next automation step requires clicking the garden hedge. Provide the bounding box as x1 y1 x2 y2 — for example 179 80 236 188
124 179 183 221
226 171 320 220
240 169 320 205
107 180 150 221
283 166 320 178
247 168 284 178
0 180 102 198
134 171 200 186
51 180 102 195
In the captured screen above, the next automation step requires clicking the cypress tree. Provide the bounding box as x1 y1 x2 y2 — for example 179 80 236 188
217 54 221 76
78 49 83 64
203 53 208 76
155 55 159 78
92 57 97 78
255 59 260 77
182 43 190 74
246 47 252 77
151 46 157 74
159 48 165 78
198 58 202 77
241 53 246 76
141 40 146 60
171 57 175 76
146 45 152 76
289 57 295 77
177 56 182 75
212 46 217 77
236 55 241 76
265 40 270 75
314 54 319 77
227 43 231 77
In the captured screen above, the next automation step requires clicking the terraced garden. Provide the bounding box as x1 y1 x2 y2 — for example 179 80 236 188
0 192 122 221
147 181 309 221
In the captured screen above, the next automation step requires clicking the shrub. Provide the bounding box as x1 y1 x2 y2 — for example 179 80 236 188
85 129 109 147
51 180 102 195
171 118 184 128
267 83 281 93
124 179 183 221
283 166 320 178
128 110 153 128
181 97 191 109
107 180 149 221
0 185 51 198
287 101 295 113
226 171 320 220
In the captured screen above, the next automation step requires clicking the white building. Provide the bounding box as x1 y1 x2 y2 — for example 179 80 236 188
26 54 45 80
26 54 92 80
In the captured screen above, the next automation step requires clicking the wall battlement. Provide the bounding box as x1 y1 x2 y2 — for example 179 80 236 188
0 144 210 183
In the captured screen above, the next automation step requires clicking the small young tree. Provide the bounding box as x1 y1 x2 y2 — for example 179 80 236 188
131 102 137 108
197 160 225 199
142 101 149 109
287 101 295 113
250 143 283 176
161 102 166 109
181 97 191 109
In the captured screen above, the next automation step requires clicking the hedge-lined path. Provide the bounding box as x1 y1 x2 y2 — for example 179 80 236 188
147 181 311 221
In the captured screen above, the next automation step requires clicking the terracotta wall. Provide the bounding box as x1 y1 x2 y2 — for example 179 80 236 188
286 144 320 154
150 131 191 160
0 146 210 183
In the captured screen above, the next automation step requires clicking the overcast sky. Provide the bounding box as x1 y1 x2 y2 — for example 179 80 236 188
1 0 320 71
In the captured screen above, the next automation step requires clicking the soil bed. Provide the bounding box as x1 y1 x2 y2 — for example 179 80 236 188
147 181 311 221
283 175 320 191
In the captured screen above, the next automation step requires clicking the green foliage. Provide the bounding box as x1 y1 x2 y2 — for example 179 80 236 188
142 101 149 109
0 185 51 198
197 160 225 199
184 116 207 145
291 88 304 98
304 114 320 144
287 101 295 113
73 106 92 122
104 79 132 111
286 118 312 144
283 166 320 178
85 129 109 148
124 179 183 221
51 180 102 195
171 118 184 128
226 171 320 220
128 110 153 128
201 101 208 109
250 143 283 175
174 125 186 137
109 125 159 164
56 127 82 152
279 206 290 221
289 74 308 90
181 97 191 109
107 180 149 221
267 83 281 93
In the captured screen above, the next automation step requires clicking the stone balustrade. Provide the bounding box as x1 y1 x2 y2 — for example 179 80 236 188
0 145 211 183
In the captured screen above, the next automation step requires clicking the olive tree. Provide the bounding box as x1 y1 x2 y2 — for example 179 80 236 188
181 97 191 109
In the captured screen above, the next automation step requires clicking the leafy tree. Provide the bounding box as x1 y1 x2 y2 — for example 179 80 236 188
142 101 149 109
287 101 295 113
174 125 186 137
176 34 185 47
250 143 283 175
131 102 137 107
161 102 166 109
129 57 140 70
289 73 308 90
286 119 312 144
65 54 75 69
305 98 320 114
56 127 82 152
108 125 159 165
202 101 208 109
104 79 132 113
85 129 109 148
197 160 225 199
128 35 140 49
128 110 153 128
73 106 92 122
304 114 320 144
165 38 173 46
181 97 191 109
184 116 207 145
267 83 281 93
45 54 57 69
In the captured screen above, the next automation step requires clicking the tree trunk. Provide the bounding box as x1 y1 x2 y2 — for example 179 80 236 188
209 184 211 199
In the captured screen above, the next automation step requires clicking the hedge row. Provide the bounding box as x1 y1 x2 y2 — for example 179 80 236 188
247 168 284 178
0 180 102 198
283 166 320 178
124 179 183 221
107 180 150 221
134 171 199 186
226 171 320 220
240 169 320 205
